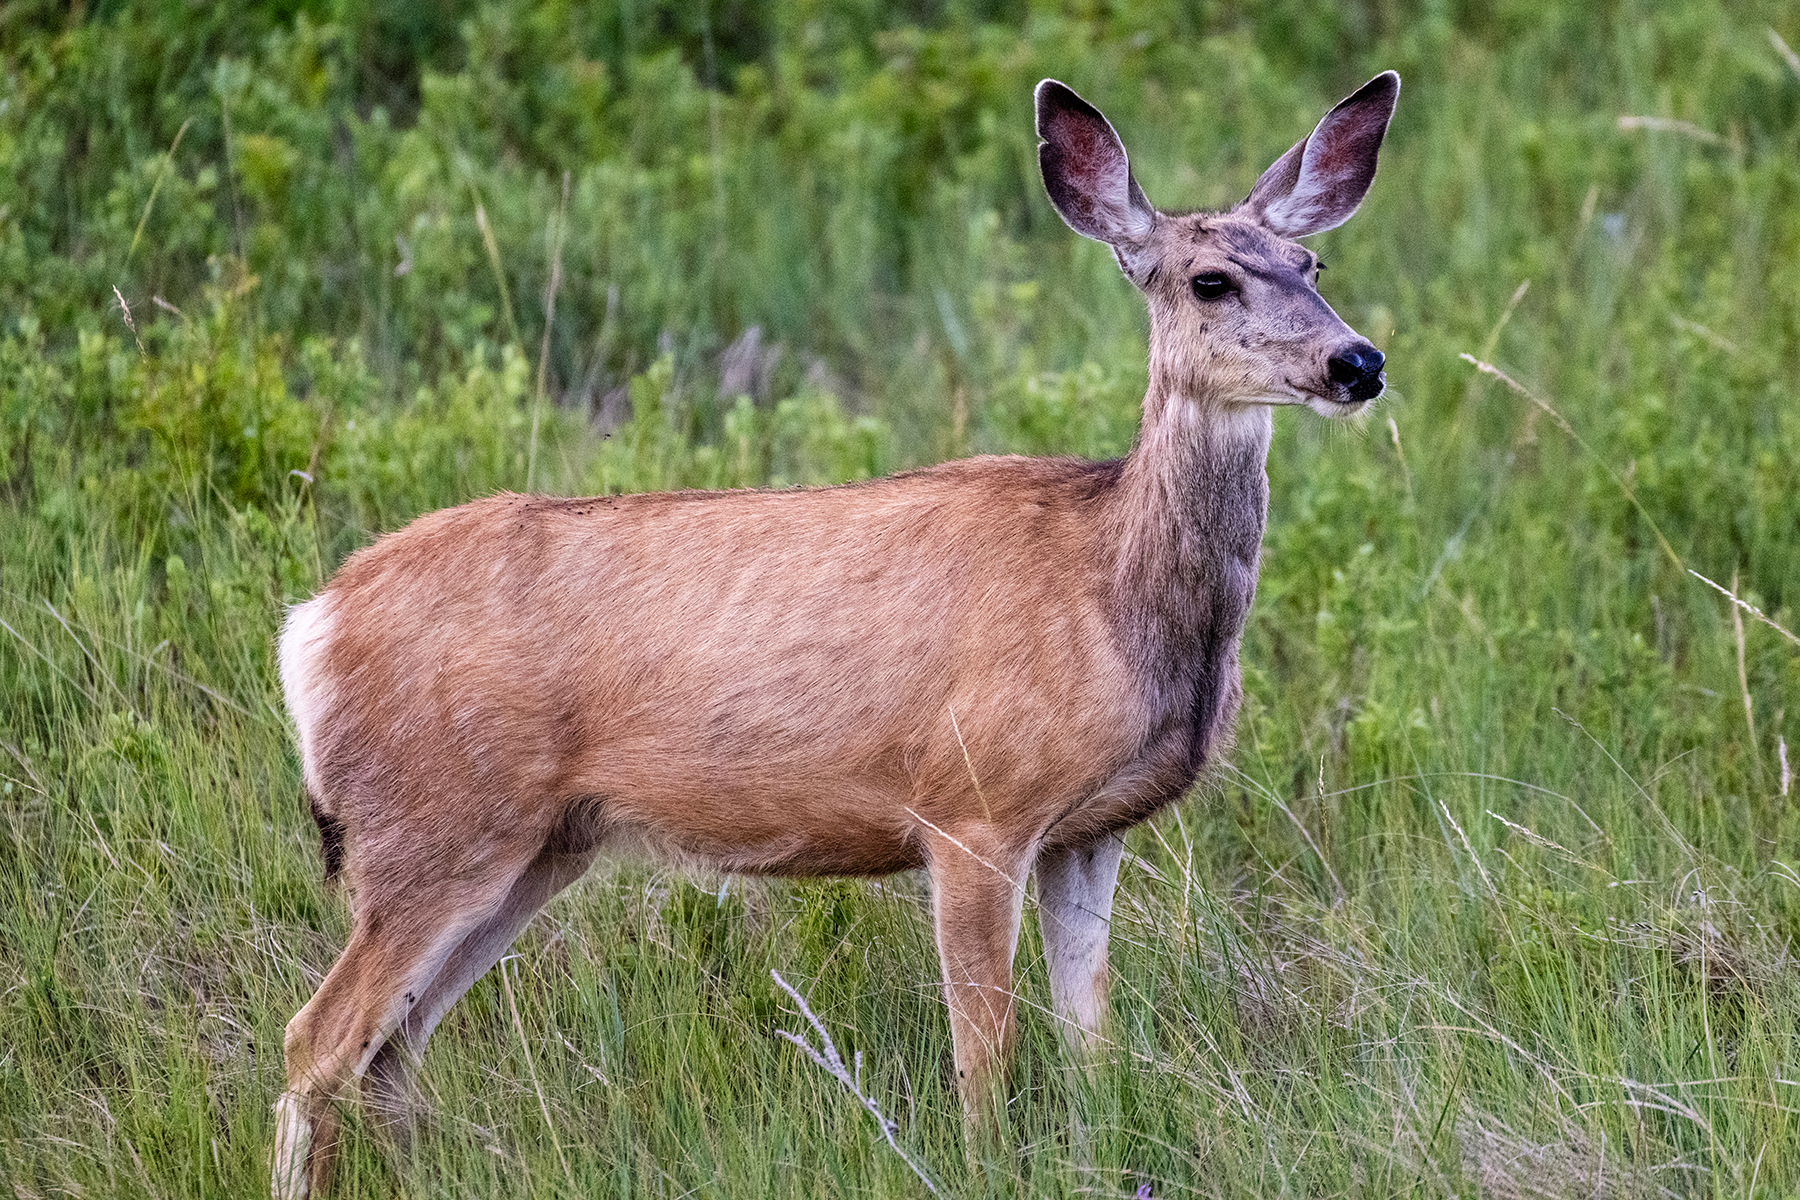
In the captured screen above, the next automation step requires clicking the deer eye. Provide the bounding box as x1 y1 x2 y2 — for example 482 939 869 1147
1191 272 1233 301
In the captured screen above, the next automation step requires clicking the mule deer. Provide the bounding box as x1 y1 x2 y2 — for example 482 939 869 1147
272 72 1399 1197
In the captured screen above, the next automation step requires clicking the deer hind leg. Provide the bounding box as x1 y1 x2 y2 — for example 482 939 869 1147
273 852 538 1200
925 833 1029 1140
362 845 598 1140
1033 836 1123 1059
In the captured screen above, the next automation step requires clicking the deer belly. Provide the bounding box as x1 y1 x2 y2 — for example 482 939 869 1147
642 794 925 876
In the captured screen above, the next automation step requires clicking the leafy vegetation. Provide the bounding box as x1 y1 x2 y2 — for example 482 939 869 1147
4 1 1800 1195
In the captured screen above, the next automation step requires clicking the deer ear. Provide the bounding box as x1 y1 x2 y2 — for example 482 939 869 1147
1036 80 1157 269
1240 71 1399 238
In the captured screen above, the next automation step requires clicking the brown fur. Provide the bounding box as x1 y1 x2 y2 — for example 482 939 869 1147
270 73 1399 1198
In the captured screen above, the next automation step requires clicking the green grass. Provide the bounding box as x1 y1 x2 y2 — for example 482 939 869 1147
5 2 1800 1196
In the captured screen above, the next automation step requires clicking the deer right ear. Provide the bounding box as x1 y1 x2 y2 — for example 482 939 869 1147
1239 71 1400 238
1036 80 1157 272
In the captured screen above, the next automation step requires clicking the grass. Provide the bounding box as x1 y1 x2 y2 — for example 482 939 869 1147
4 1 1800 1196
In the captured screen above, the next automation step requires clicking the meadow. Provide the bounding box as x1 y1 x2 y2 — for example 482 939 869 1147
4 1 1800 1195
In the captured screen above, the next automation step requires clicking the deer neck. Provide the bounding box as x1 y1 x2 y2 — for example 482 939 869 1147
1105 377 1272 746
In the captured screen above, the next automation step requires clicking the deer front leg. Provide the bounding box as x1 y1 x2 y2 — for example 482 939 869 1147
1034 837 1123 1058
925 836 1028 1136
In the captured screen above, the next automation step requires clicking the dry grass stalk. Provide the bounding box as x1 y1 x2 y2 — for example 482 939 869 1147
1458 1116 1671 1200
1667 314 1737 355
1770 27 1800 83
466 174 522 348
1220 763 1344 901
112 286 144 356
1730 567 1757 760
1688 568 1800 652
127 116 192 266
1439 794 1496 897
1479 278 1531 361
1485 810 1600 872
1460 354 1684 573
1615 115 1726 146
1386 414 1414 503
499 956 576 1191
529 170 571 493
770 970 940 1194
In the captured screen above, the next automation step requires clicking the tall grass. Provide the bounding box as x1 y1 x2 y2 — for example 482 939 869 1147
4 2 1800 1196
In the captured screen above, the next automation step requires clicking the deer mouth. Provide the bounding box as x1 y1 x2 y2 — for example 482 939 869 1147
1285 378 1382 414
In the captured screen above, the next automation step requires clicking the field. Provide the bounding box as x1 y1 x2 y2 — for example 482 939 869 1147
5 2 1800 1196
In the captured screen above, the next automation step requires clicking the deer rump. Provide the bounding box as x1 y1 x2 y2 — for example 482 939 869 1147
283 453 1238 893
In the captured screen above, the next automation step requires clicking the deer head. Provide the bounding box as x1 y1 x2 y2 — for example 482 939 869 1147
1036 73 1399 416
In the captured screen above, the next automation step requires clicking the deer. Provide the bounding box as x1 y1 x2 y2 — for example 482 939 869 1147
270 71 1399 1198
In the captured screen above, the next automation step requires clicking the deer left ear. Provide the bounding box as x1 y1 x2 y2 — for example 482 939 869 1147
1239 71 1399 238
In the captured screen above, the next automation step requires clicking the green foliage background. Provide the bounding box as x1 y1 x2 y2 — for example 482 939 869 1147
4 1 1800 1195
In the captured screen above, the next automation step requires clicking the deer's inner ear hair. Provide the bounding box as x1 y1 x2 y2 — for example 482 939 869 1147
1191 272 1234 301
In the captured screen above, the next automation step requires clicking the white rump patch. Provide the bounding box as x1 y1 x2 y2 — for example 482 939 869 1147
279 594 339 798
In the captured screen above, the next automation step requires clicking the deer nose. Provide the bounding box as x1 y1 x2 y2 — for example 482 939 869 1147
1327 343 1385 401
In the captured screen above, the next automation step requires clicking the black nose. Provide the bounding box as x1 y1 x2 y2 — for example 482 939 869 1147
1327 343 1386 401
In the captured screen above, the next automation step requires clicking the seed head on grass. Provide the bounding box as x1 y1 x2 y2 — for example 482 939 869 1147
112 286 144 356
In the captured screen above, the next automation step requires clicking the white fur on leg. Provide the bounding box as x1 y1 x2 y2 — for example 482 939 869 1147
271 1090 313 1200
1035 837 1124 1055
